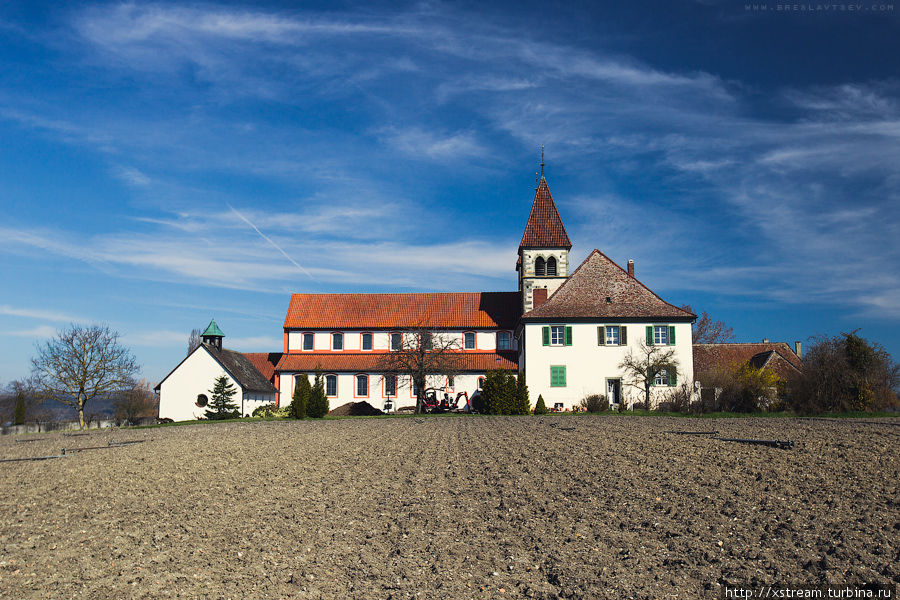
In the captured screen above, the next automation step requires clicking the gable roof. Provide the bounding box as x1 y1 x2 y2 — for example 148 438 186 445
693 343 802 379
284 292 520 330
519 178 572 249
521 249 695 321
206 346 279 394
277 351 517 373
154 343 278 394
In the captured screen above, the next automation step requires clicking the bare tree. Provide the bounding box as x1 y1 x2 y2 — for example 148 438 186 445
618 341 679 410
187 327 202 356
376 328 463 413
682 305 735 344
113 379 159 424
31 324 140 429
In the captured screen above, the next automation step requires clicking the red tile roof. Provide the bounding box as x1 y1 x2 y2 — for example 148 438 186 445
277 351 517 373
284 292 520 330
693 343 802 378
519 178 572 249
243 352 281 383
522 249 695 320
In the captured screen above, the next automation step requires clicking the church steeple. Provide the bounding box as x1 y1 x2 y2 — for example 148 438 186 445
517 169 572 314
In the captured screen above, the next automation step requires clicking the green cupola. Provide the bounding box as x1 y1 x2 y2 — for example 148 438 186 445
201 319 224 350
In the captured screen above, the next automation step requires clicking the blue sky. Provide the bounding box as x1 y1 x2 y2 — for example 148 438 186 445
1 0 898 384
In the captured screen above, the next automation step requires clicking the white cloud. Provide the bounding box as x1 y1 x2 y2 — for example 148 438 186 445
0 305 81 322
6 325 57 339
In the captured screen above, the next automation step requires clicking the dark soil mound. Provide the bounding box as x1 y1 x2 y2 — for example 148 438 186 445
328 401 384 416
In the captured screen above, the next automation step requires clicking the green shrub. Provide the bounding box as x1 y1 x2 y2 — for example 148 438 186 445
580 394 608 413
533 394 548 415
307 368 329 418
290 375 310 419
482 369 529 415
251 403 289 418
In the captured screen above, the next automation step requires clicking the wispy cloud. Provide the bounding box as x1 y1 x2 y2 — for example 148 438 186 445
5 325 57 339
0 305 81 322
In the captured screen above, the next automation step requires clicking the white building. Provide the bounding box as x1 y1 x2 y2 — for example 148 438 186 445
156 170 696 418
156 321 278 421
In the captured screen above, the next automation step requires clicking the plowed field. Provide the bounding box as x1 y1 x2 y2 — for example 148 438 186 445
0 416 897 599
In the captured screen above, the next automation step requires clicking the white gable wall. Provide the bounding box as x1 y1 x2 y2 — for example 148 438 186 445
159 348 243 421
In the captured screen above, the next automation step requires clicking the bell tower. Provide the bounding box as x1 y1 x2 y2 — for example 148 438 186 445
201 319 225 351
517 159 572 314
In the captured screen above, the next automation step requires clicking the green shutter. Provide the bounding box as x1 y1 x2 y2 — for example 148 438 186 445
668 326 676 345
542 326 550 346
561 366 566 386
620 326 627 346
668 365 677 387
598 326 604 346
564 326 573 346
646 326 653 345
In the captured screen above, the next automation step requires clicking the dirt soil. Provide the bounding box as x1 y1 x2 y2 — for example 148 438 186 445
328 402 384 417
0 416 897 599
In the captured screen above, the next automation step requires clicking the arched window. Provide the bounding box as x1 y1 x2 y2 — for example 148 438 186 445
325 374 338 396
356 374 369 397
547 256 557 276
477 377 485 390
535 256 546 276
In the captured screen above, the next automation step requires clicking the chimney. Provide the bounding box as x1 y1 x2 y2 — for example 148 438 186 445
762 338 769 343
533 288 548 308
627 260 634 277
794 341 802 359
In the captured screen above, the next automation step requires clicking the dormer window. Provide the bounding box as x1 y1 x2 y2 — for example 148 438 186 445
332 332 343 350
535 256 546 276
547 256 557 276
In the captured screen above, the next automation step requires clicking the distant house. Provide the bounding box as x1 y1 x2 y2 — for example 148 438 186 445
693 342 802 380
156 320 278 421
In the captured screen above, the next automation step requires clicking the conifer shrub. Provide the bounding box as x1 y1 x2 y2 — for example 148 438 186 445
290 375 310 419
580 394 609 413
533 394 548 415
516 373 530 415
482 369 529 415
205 375 240 420
307 368 329 418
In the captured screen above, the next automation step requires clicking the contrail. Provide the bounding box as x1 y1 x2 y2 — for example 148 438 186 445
227 203 317 281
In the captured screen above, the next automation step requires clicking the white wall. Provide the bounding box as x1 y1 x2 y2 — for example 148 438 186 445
285 329 517 353
279 372 485 412
159 349 241 421
523 321 694 410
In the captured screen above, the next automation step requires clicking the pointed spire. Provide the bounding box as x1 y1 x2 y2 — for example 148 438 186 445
540 145 545 180
201 319 224 337
519 175 572 249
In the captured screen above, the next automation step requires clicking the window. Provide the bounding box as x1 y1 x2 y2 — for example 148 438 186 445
384 374 397 397
497 331 512 350
464 332 476 350
647 325 675 346
605 326 619 346
447 375 454 391
535 256 546 276
653 326 668 345
655 370 669 387
325 374 337 396
195 394 208 407
361 332 373 351
551 326 565 345
302 332 314 351
547 256 557 276
550 366 567 387
419 331 432 349
477 376 485 390
390 332 402 351
543 325 572 346
332 332 343 350
356 374 369 397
